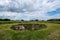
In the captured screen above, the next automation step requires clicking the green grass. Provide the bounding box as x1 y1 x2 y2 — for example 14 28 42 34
0 21 60 40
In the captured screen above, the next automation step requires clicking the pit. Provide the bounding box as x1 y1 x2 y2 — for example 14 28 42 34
10 24 47 31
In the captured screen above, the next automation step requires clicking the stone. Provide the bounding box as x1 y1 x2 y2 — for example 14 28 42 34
10 24 47 31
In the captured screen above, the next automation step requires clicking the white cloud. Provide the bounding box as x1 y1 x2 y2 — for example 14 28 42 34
48 14 60 19
0 12 17 16
0 0 11 6
0 0 60 20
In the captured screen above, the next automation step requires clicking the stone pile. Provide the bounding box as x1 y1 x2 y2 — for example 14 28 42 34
10 24 47 31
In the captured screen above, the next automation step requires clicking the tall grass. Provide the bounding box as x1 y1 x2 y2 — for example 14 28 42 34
0 21 60 40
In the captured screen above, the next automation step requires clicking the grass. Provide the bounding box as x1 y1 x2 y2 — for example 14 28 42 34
0 21 60 40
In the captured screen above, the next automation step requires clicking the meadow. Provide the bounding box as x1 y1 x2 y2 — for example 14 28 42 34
0 21 60 40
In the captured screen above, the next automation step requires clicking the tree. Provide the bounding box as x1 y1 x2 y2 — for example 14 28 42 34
4 19 10 21
35 19 39 21
0 19 11 21
47 19 60 21
21 19 24 21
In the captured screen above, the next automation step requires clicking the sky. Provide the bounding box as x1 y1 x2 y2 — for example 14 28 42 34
0 0 60 20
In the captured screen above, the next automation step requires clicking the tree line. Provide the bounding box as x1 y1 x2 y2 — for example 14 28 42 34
47 19 60 21
0 18 60 21
0 19 11 21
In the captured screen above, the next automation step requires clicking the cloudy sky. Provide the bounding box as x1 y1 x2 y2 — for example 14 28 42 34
0 0 60 20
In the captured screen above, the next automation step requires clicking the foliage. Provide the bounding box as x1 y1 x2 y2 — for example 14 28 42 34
47 19 60 21
21 19 24 21
0 19 11 21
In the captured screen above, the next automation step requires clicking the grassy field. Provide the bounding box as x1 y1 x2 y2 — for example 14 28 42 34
0 21 60 40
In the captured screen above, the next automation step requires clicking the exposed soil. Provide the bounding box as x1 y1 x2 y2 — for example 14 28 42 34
10 24 47 31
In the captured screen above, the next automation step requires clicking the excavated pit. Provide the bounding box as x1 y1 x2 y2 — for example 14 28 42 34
10 24 47 31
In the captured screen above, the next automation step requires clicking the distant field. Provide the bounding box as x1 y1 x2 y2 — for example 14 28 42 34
0 21 60 40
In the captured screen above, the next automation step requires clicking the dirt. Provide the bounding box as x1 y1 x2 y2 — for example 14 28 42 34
10 24 47 31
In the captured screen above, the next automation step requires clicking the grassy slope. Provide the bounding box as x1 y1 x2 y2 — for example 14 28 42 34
0 21 60 40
